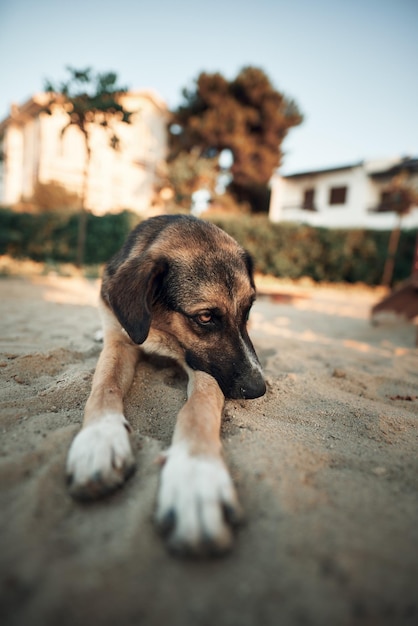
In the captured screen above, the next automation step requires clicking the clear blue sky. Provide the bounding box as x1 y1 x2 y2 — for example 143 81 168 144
1 0 417 173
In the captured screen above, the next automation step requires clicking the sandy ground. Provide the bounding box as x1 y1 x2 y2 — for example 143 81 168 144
0 273 417 626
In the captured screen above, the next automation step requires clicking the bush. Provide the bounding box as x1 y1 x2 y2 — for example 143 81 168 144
30 181 81 214
0 208 416 285
0 207 140 265
209 215 417 285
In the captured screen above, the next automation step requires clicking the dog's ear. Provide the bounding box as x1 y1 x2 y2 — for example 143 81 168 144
243 250 256 289
102 255 167 345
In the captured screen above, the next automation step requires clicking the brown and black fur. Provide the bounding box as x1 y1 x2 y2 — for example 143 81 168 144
66 214 265 555
102 215 265 399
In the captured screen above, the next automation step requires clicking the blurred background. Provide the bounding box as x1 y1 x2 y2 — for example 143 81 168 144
1 0 417 286
1 7 417 624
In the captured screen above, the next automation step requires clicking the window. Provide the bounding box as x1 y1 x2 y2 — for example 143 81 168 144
302 188 316 211
329 186 347 205
380 190 392 208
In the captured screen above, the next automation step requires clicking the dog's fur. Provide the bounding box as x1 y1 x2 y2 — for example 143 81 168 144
66 215 266 555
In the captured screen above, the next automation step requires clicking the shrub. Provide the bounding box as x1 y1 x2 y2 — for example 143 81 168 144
209 215 416 285
0 208 416 285
0 207 140 264
30 181 81 214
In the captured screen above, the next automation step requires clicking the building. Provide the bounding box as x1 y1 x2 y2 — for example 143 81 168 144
0 90 168 215
269 157 418 229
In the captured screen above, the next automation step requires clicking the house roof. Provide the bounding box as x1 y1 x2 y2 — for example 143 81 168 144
278 157 418 181
283 162 363 179
0 90 168 134
369 157 418 179
0 93 48 133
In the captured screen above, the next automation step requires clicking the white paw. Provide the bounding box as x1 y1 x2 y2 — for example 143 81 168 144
155 444 243 556
66 413 135 500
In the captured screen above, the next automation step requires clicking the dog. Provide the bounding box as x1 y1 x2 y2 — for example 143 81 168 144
66 214 266 555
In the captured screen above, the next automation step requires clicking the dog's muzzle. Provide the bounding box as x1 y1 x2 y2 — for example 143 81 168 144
185 344 266 400
228 371 266 400
238 377 267 400
211 362 266 400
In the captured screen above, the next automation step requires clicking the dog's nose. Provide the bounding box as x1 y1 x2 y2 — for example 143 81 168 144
240 377 266 400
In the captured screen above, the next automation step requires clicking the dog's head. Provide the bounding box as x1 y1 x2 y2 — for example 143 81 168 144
102 217 266 400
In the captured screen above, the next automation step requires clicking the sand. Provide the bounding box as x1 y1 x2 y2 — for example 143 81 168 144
0 273 417 626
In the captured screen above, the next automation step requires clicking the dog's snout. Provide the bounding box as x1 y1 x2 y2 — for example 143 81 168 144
226 340 266 400
239 377 266 400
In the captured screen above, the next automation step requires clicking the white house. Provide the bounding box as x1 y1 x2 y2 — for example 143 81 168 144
0 90 168 215
269 158 418 230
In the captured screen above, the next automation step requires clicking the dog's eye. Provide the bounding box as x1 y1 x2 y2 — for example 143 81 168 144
196 312 213 325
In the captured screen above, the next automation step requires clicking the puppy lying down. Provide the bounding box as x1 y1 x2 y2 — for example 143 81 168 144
67 215 266 555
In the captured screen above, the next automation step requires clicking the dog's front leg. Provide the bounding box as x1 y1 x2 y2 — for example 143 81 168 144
156 369 243 556
66 328 138 499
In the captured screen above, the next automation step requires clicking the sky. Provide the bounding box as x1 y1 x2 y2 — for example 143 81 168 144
1 0 417 174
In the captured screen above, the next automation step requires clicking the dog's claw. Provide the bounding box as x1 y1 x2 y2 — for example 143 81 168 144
222 502 244 527
66 415 135 501
156 508 176 537
68 463 136 502
92 470 103 483
166 526 234 559
156 446 241 557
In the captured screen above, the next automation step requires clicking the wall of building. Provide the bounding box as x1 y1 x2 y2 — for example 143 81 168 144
269 165 418 230
0 125 24 205
0 92 167 215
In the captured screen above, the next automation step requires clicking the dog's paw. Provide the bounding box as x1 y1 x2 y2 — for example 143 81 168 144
66 413 135 500
155 443 243 557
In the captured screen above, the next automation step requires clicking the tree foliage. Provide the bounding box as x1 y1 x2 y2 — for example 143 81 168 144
44 67 132 152
377 171 418 217
165 150 219 209
169 67 303 200
44 66 132 265
30 181 80 214
375 170 418 285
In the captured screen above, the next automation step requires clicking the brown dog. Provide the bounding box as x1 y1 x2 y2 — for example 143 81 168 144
66 215 266 555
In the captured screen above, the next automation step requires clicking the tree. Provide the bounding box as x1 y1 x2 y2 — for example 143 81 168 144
44 67 132 266
169 67 303 211
164 149 218 209
376 169 418 286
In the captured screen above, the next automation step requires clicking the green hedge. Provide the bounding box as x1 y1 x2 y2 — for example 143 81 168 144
0 208 416 285
0 208 139 265
211 216 416 285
